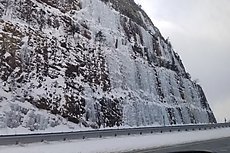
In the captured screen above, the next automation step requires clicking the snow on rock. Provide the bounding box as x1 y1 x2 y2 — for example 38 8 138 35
0 0 216 133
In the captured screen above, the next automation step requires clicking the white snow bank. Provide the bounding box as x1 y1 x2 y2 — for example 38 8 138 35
1 128 230 153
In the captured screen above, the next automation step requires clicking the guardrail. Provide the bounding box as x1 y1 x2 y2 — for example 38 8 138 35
0 123 230 146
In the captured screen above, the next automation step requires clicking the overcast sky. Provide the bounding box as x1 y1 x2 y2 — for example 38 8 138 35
134 0 230 122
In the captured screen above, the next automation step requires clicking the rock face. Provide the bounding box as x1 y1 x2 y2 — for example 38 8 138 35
0 0 216 131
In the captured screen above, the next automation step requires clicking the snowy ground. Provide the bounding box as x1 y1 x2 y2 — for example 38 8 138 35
0 127 230 153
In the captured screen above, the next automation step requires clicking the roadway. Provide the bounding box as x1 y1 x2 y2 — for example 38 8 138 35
129 137 230 153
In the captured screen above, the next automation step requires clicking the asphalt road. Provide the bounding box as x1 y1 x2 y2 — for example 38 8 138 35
129 137 230 153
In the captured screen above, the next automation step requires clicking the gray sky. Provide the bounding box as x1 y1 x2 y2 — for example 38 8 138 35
135 0 230 122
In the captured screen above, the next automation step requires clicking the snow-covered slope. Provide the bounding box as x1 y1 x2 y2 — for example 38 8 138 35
0 0 216 132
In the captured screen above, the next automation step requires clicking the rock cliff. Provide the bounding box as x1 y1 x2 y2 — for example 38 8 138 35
0 0 216 131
